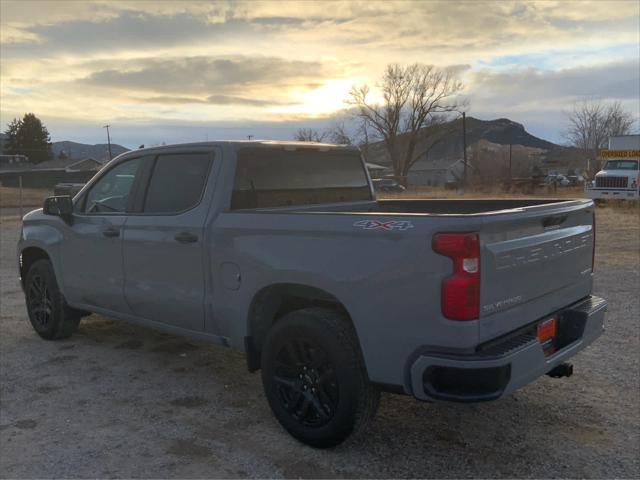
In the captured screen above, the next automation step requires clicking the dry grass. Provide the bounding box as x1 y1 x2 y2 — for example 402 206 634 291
0 186 52 208
380 185 586 200
595 205 640 268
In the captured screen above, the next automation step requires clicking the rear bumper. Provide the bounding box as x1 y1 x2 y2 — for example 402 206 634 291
409 296 607 402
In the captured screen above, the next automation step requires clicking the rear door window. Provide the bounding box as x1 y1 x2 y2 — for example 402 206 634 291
143 153 212 214
231 148 371 209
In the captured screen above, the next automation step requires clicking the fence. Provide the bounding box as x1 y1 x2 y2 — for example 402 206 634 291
0 170 97 189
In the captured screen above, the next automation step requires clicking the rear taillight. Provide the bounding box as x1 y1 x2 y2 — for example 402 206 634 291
537 317 558 357
433 232 480 321
592 210 596 272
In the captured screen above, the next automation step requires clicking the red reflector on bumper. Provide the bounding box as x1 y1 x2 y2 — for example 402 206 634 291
537 317 557 343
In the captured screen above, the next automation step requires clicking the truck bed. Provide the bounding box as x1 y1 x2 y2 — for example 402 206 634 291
222 196 595 349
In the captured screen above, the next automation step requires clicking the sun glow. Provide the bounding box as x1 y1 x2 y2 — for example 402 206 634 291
273 79 355 117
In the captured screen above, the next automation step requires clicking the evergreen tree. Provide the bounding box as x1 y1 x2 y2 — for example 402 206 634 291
3 118 21 155
3 113 53 163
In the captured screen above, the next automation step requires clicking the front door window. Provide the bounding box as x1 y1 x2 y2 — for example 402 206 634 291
84 159 141 213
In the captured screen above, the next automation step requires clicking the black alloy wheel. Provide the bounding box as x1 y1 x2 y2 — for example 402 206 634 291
26 274 53 328
261 307 380 448
272 337 339 428
24 259 82 340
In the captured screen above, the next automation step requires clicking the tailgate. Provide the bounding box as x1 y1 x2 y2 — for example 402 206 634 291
479 200 594 341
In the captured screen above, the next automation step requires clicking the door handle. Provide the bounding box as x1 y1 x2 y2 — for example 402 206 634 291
175 232 198 243
101 227 120 238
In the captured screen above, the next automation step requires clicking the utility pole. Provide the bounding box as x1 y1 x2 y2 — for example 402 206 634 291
103 125 113 161
462 112 467 190
509 143 513 181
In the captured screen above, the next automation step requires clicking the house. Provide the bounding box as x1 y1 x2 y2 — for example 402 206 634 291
32 157 104 172
0 156 105 188
0 156 104 174
0 154 29 167
406 158 468 186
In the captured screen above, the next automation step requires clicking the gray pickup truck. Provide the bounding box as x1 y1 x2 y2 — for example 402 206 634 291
18 141 606 447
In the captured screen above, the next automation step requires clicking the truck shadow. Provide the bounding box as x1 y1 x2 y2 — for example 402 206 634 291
59 315 609 478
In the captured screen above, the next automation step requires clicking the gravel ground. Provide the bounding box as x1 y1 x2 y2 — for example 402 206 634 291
1 210 638 479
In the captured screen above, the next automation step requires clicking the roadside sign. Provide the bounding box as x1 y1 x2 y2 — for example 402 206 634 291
599 150 640 159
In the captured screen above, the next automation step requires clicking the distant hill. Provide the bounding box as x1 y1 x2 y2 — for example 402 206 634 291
456 117 557 150
0 133 129 162
51 141 129 161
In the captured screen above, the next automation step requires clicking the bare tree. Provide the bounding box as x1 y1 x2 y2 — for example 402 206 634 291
348 63 465 182
293 128 326 142
326 122 353 145
411 115 458 163
606 101 636 138
565 99 635 175
356 118 373 161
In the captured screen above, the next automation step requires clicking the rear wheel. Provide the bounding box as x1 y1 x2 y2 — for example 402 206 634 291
24 259 81 340
261 308 379 448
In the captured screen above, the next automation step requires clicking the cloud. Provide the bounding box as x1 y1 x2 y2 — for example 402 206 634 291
140 94 286 107
465 59 640 142
1 1 638 146
81 56 327 98
2 12 253 54
205 95 286 106
468 59 640 108
4 1 638 62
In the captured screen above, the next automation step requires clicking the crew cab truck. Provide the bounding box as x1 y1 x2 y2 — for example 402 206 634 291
18 141 606 448
585 134 640 200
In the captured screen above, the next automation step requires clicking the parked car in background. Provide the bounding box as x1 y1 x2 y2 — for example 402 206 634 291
19 141 606 448
372 177 406 193
543 174 570 187
566 175 584 187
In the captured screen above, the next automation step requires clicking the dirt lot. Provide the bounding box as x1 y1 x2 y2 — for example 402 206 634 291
1 205 638 479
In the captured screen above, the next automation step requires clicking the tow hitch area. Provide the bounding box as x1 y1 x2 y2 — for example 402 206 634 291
547 362 573 378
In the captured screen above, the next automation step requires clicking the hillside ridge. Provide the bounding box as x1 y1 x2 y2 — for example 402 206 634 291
0 133 129 161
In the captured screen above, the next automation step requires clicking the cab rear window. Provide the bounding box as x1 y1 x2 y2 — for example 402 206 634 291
231 148 371 209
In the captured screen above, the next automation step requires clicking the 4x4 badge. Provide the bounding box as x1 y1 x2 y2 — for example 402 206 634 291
353 220 414 231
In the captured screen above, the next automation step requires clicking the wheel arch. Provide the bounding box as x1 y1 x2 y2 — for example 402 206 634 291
244 283 356 372
19 246 51 289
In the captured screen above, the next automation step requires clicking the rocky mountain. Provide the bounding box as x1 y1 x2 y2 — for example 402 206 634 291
365 117 584 180
461 117 557 150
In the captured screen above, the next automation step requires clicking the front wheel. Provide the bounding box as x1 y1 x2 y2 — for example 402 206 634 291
24 259 81 340
261 308 379 448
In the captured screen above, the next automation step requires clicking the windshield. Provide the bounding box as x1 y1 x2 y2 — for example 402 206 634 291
603 160 639 170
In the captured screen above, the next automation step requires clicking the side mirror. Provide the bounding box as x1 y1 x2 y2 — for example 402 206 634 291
43 196 74 222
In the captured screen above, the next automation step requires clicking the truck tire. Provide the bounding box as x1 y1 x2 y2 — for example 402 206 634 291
24 259 81 340
261 307 380 448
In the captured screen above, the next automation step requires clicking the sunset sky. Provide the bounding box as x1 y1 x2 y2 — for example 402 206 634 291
1 0 639 148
